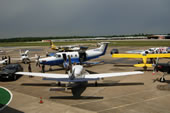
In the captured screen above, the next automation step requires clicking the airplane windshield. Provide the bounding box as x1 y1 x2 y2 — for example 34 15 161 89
21 54 27 56
55 54 61 58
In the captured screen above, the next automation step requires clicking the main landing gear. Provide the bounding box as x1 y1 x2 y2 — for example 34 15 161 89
160 77 166 82
159 73 166 82
95 81 98 86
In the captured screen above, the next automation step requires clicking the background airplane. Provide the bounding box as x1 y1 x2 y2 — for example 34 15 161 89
112 53 170 70
16 56 143 97
50 41 88 52
153 61 170 82
12 50 38 64
126 47 170 54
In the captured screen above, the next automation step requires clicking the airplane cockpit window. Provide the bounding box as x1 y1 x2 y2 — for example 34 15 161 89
22 54 27 56
58 55 61 57
55 54 61 58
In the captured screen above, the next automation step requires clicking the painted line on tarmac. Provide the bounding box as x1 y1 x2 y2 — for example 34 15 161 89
98 93 170 112
71 89 156 106
0 86 13 111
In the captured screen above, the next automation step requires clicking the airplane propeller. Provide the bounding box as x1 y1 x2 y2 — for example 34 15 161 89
36 55 41 67
152 57 159 75
63 55 72 74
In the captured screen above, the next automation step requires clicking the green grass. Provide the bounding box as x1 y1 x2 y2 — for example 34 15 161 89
0 40 170 47
0 41 98 47
0 88 11 107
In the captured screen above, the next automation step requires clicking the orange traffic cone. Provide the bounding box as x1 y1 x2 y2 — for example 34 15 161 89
39 97 43 104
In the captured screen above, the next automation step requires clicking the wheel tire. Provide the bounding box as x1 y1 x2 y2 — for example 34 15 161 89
160 77 165 82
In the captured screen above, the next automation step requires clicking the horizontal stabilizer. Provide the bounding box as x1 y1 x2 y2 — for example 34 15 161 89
134 64 152 67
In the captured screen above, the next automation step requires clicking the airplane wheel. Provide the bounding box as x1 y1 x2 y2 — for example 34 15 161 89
95 81 98 86
58 82 61 86
160 77 165 82
143 67 147 71
23 59 30 64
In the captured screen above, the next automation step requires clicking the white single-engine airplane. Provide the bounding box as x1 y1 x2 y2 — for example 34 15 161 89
12 50 38 64
36 42 109 69
16 56 143 97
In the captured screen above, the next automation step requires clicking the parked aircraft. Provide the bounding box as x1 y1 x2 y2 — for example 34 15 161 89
36 42 109 71
153 61 170 82
0 56 10 65
50 41 87 52
112 53 170 70
126 47 170 54
12 50 37 64
16 56 143 97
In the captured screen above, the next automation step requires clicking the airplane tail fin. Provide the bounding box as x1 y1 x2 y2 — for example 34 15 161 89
134 64 153 68
98 42 109 55
50 41 57 50
25 50 29 55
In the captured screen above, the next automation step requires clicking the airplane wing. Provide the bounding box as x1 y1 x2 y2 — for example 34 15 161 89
146 54 170 58
112 53 170 58
85 71 143 79
126 50 144 54
15 72 68 79
112 54 143 58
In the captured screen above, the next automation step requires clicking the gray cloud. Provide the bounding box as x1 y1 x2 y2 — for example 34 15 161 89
0 0 170 38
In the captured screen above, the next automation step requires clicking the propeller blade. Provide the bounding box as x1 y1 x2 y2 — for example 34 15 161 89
36 55 40 67
68 55 72 72
69 68 75 80
152 57 159 75
156 57 159 64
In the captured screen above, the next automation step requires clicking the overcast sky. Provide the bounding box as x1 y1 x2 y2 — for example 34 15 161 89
0 0 170 38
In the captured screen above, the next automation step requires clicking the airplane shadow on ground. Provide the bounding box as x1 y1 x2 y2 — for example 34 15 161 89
0 106 24 113
164 80 170 84
42 67 64 73
85 69 98 74
134 69 153 72
21 83 66 87
152 78 170 91
21 82 144 87
49 96 104 100
87 82 144 87
153 79 170 84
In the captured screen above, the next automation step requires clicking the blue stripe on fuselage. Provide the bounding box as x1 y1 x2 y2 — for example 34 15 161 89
41 58 80 66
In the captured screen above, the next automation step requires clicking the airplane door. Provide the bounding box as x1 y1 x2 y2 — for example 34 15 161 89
62 53 67 61
79 52 86 63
